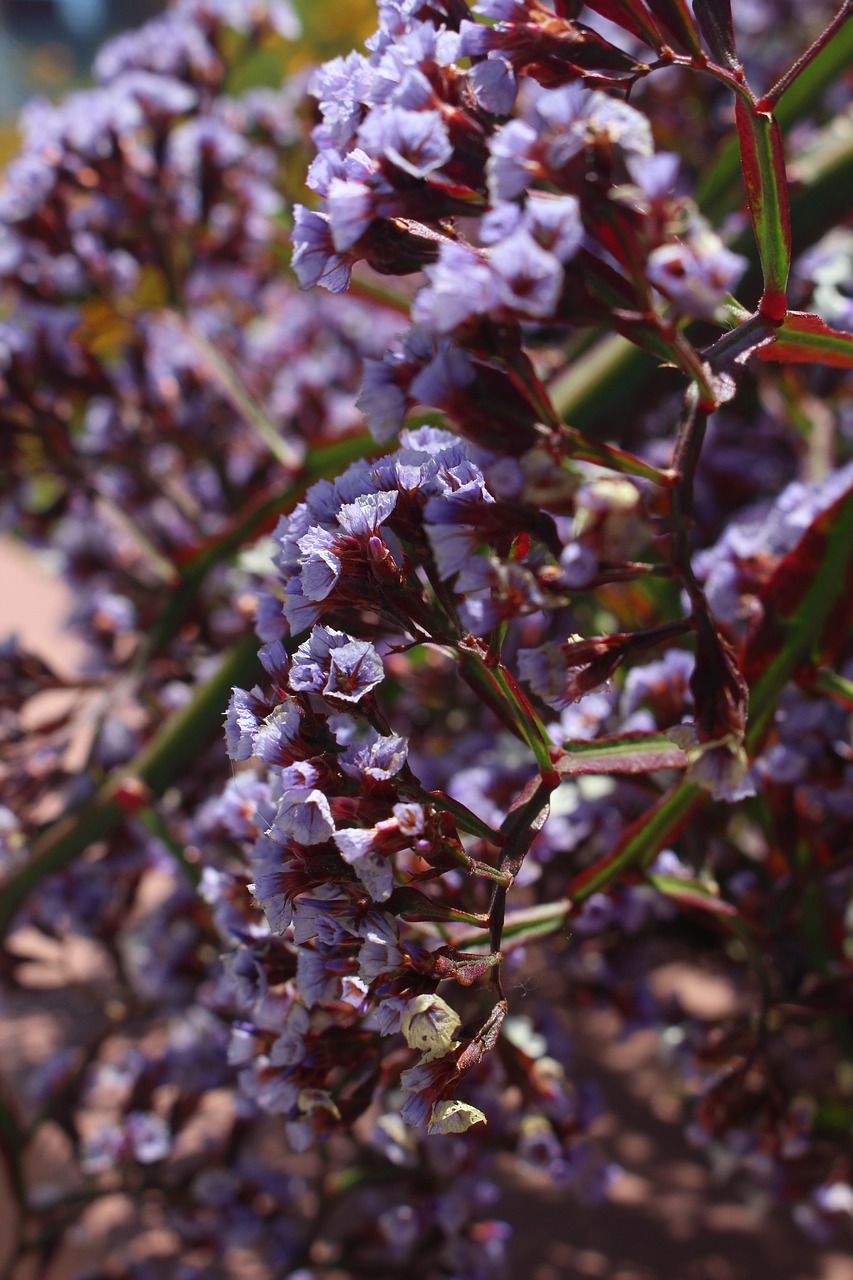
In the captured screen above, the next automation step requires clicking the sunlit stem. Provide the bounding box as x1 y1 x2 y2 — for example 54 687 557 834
759 1 853 111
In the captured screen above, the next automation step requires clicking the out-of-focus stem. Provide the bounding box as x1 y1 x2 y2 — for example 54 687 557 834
138 432 376 664
759 1 853 111
0 632 260 939
171 315 304 471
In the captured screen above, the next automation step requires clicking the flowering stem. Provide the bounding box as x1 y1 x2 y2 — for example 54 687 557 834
759 2 853 111
548 423 674 487
490 776 558 957
698 18 853 219
455 648 544 757
0 632 260 939
421 790 505 847
568 780 703 903
667 384 716 618
702 312 778 373
487 662 556 778
455 900 574 953
138 432 376 663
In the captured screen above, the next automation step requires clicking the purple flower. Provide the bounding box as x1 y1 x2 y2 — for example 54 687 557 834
297 526 343 602
358 357 411 442
536 84 653 169
253 699 303 766
290 205 353 293
489 228 563 318
224 686 266 760
357 106 453 179
523 192 583 262
334 829 395 900
647 229 748 320
325 639 386 701
341 729 409 781
469 56 517 116
327 179 379 251
487 119 538 201
337 489 399 537
272 777 336 846
308 51 373 149
414 242 501 332
254 592 287 643
290 626 385 703
558 541 598 588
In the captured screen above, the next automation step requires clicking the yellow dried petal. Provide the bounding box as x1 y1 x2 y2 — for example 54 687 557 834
401 994 461 1060
427 1100 487 1136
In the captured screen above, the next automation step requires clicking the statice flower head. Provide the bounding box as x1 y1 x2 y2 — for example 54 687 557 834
290 626 385 703
646 223 748 321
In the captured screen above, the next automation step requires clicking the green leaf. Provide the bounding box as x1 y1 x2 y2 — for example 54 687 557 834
648 873 738 916
815 668 853 710
698 20 853 225
734 99 791 320
742 479 853 753
757 310 853 368
455 901 574 953
552 426 673 486
557 732 688 775
176 318 303 470
584 1 666 49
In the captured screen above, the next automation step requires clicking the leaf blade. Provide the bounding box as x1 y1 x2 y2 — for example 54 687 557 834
742 479 853 753
557 731 688 776
734 99 791 320
566 780 702 902
757 310 853 367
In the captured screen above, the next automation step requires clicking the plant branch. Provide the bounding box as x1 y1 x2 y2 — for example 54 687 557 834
0 632 260 939
759 2 853 111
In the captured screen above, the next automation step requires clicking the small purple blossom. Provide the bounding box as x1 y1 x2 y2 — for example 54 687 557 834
290 626 385 703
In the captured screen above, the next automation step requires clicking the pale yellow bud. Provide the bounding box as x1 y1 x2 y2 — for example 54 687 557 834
401 993 461 1060
427 1099 487 1136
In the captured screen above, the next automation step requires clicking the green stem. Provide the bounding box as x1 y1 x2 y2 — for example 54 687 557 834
566 780 702 904
420 789 505 846
698 17 853 220
815 668 853 708
172 314 304 471
549 424 673 486
759 1 853 111
138 433 375 662
488 662 555 777
137 806 203 887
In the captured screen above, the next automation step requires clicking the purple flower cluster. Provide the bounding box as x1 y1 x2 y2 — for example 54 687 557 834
3 0 853 1273
293 0 747 455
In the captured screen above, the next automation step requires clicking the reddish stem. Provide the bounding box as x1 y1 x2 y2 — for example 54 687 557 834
758 1 853 111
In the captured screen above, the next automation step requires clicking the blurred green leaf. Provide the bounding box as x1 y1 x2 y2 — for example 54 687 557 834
743 479 853 753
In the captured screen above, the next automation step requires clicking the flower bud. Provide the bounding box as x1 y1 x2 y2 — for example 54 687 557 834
427 1099 487 1135
401 993 461 1060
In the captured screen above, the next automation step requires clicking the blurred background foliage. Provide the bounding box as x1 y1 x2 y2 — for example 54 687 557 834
0 0 377 159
